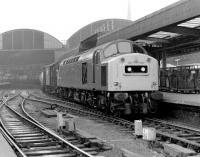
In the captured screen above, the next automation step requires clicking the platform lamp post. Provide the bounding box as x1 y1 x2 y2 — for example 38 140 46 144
174 58 181 91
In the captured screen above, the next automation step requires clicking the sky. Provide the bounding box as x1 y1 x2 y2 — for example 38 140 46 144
0 0 180 41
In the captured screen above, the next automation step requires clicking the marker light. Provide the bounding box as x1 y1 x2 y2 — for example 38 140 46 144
141 67 146 72
127 67 132 72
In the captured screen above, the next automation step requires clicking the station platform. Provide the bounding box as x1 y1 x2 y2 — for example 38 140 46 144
161 92 200 107
0 131 17 157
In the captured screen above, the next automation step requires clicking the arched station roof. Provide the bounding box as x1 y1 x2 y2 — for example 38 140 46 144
66 19 133 50
0 29 63 51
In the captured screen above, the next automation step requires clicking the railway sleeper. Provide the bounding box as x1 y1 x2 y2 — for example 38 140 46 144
21 141 59 148
24 149 71 156
22 145 63 152
69 140 82 145
186 136 200 140
28 154 76 157
163 143 196 157
62 129 111 151
17 138 54 144
6 126 33 129
15 135 48 140
12 132 43 136
11 130 41 134
83 150 99 155
178 134 197 137
13 133 45 138
72 144 85 148
64 136 77 141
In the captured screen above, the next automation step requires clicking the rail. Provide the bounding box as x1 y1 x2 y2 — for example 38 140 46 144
29 93 200 152
0 94 96 157
0 95 27 157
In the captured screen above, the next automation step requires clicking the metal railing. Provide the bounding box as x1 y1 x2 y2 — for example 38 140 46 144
160 65 200 93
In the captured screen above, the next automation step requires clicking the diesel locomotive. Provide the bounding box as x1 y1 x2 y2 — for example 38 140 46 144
41 39 159 116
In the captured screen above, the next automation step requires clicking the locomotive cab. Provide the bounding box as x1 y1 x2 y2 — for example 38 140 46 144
98 40 158 91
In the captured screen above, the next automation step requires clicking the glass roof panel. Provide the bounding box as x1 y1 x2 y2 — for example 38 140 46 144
178 17 200 28
135 39 155 44
148 31 180 39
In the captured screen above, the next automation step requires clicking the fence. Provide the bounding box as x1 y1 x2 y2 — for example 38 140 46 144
160 65 200 93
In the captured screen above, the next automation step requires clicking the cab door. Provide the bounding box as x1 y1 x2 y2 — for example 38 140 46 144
82 62 87 84
92 50 100 87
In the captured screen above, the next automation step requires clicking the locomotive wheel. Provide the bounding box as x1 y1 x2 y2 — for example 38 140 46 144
87 94 94 107
147 99 158 113
97 97 101 109
113 110 121 117
80 93 86 103
109 105 115 113
97 96 106 110
109 102 121 117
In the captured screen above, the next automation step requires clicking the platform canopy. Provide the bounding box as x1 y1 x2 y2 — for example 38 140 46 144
96 0 200 58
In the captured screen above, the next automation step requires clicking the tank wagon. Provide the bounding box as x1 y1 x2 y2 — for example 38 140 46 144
41 39 159 116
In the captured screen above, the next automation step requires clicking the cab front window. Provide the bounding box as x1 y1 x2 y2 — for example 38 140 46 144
104 44 117 58
118 42 131 54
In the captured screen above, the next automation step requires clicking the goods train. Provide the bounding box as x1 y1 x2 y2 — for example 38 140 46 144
41 39 160 116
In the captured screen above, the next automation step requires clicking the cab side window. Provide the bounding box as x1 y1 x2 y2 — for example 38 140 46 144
104 44 117 58
95 51 100 64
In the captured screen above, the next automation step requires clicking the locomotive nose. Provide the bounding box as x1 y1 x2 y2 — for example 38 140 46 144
110 54 158 91
120 54 150 76
119 55 152 65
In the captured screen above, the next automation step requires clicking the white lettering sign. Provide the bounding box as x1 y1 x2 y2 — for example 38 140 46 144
93 20 114 35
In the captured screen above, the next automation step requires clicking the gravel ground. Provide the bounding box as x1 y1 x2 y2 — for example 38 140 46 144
30 89 200 130
74 118 164 157
24 90 165 157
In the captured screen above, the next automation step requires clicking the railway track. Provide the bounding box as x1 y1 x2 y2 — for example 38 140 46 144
0 94 100 157
28 92 200 153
